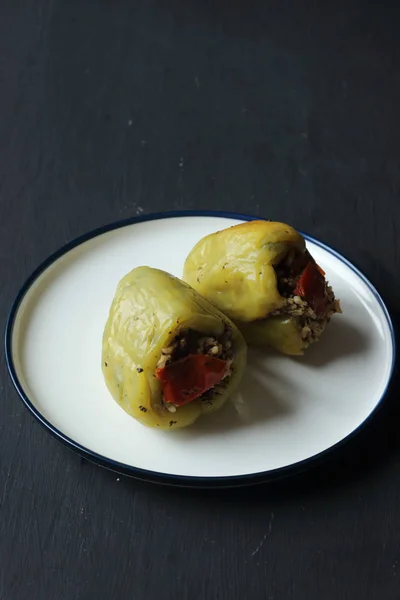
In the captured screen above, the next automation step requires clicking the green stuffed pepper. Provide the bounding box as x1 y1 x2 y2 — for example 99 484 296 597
183 220 341 355
102 266 247 429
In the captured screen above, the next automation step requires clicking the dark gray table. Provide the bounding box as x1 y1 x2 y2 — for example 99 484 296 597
1 1 400 599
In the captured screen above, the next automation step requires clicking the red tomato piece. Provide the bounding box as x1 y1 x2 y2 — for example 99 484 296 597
293 261 328 316
156 354 228 406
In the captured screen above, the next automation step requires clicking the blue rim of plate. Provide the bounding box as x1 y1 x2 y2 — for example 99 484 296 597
4 210 397 488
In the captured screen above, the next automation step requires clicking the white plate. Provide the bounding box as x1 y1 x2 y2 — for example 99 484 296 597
6 212 395 486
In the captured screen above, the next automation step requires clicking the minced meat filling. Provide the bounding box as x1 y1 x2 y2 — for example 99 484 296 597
273 249 341 344
157 326 233 370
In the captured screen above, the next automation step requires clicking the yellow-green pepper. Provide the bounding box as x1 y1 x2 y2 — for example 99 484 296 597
183 220 310 355
102 266 247 429
238 316 307 356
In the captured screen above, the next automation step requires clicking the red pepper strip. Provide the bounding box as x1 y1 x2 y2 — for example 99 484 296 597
293 260 328 317
156 354 228 406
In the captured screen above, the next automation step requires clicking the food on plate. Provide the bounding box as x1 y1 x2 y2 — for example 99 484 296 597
102 266 247 429
183 220 341 355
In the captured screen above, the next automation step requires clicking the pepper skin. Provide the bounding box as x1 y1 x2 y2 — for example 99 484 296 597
237 316 306 356
102 267 247 429
183 220 305 321
183 220 334 355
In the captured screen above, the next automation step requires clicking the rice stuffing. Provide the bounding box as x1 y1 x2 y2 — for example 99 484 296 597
272 249 342 344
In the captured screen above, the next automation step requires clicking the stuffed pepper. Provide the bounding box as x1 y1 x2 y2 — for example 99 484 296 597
102 266 247 429
183 221 341 355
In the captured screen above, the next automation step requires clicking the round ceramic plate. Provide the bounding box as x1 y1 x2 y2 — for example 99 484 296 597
6 212 395 487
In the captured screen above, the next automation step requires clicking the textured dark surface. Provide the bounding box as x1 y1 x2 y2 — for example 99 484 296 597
1 0 400 598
